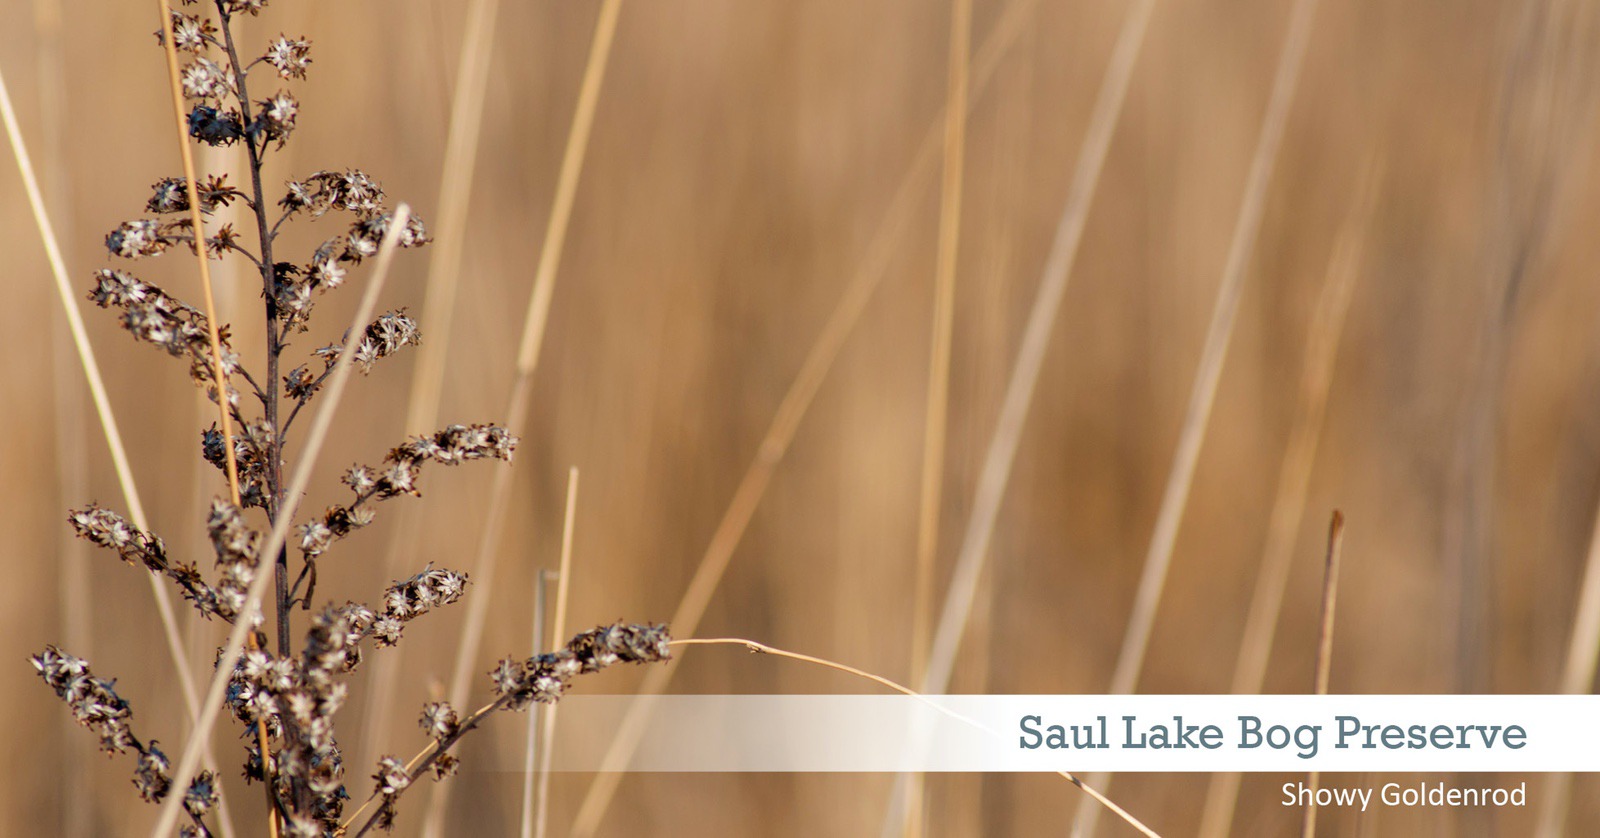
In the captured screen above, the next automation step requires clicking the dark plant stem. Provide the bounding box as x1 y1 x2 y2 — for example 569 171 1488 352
349 696 511 838
212 0 290 659
214 3 309 823
233 365 268 408
194 818 214 837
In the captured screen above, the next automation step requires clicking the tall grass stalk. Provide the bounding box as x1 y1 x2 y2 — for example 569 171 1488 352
1196 156 1376 838
407 0 500 432
1072 0 1319 831
519 568 555 838
152 3 266 831
917 0 1157 700
155 0 243 504
532 469 580 838
904 0 974 833
911 0 974 693
32 1 95 833
1301 511 1346 838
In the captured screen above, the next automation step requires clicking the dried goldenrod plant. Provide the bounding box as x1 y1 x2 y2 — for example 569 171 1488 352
28 3 670 835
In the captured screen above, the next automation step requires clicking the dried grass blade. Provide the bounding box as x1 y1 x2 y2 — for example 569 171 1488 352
1073 0 1319 831
1197 155 1377 838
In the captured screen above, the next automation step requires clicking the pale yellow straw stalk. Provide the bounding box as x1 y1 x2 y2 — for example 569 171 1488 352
1072 0 1319 831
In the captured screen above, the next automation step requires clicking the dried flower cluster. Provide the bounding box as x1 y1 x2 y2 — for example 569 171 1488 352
358 622 673 834
36 2 671 835
222 599 392 835
341 310 423 374
32 646 137 755
492 623 674 710
204 499 262 621
371 566 470 646
418 701 460 742
283 310 421 405
31 648 221 835
88 268 241 404
68 504 239 623
271 170 430 333
202 419 276 509
298 424 518 559
213 568 479 836
147 173 243 214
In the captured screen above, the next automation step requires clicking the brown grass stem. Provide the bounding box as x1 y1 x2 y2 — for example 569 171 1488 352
513 0 622 380
905 1 973 832
152 205 412 837
1196 156 1376 838
1102 0 1318 702
911 0 974 692
342 693 513 836
671 638 1162 838
568 3 1041 833
1073 0 1318 831
420 4 622 834
1301 511 1346 838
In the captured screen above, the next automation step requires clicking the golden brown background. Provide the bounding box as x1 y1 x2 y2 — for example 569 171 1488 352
4 0 1600 834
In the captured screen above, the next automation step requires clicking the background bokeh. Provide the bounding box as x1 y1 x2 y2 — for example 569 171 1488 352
4 0 1600 834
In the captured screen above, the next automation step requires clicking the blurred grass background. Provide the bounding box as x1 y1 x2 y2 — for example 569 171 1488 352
4 0 1600 834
